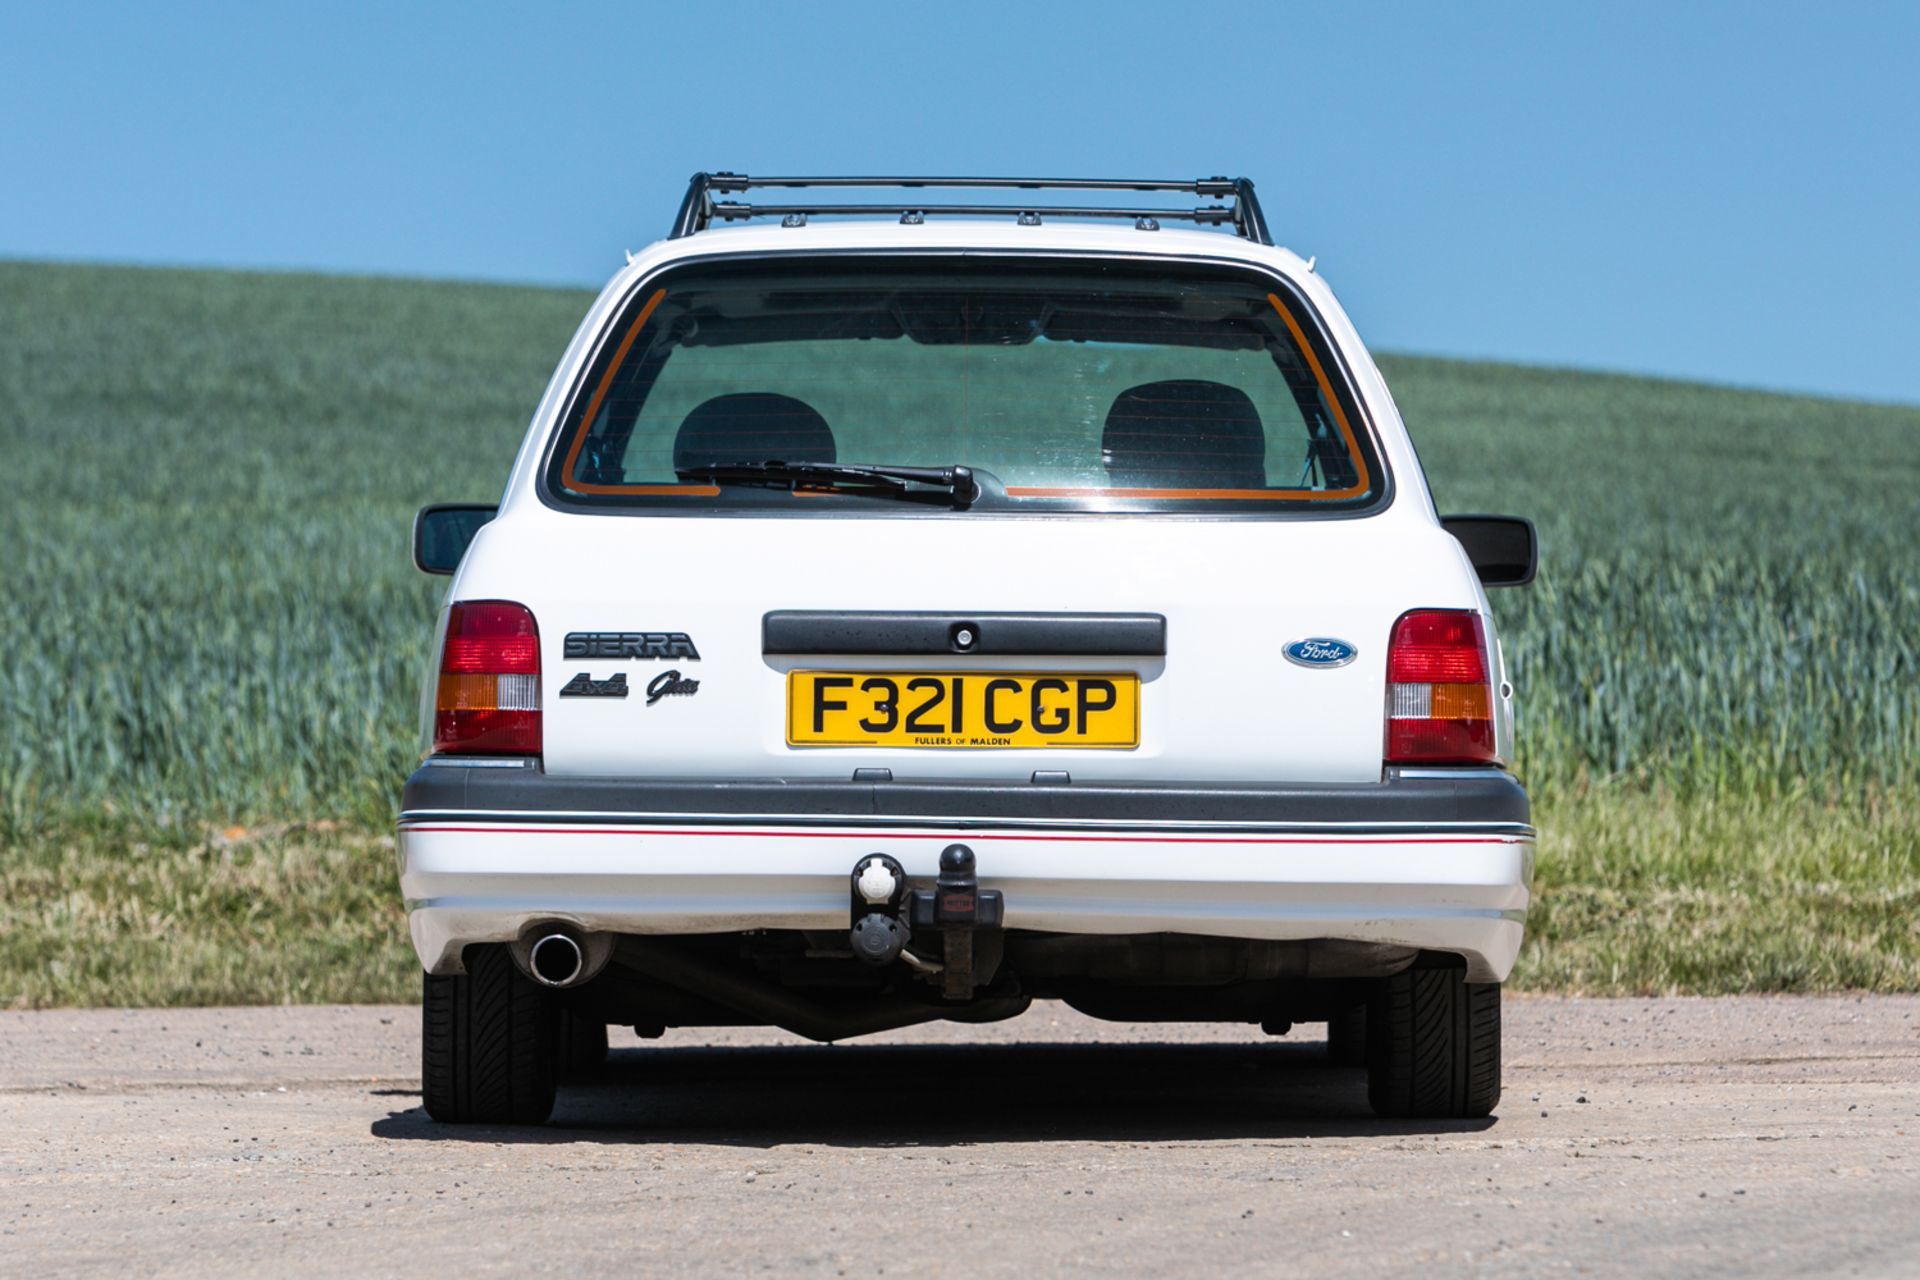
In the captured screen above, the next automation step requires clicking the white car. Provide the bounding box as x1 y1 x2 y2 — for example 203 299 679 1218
401 174 1538 1124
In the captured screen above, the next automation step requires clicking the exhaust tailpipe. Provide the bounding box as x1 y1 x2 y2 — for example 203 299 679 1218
527 932 586 988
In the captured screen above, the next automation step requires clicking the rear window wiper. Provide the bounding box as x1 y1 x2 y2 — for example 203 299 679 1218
675 460 978 509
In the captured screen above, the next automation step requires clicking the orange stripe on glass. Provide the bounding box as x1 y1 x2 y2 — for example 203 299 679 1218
1263 293 1371 500
559 289 715 497
1006 485 1293 500
560 286 1372 504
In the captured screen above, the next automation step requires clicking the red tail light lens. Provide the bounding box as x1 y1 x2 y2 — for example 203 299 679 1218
434 601 541 755
1385 609 1495 764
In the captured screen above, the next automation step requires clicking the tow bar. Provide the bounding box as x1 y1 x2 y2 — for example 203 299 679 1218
848 843 1004 1000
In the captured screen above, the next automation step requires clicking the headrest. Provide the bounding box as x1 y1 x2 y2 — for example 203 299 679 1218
1101 380 1266 490
673 393 835 472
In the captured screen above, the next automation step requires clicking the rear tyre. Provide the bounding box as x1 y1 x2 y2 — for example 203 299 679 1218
557 1008 610 1080
1365 967 1500 1119
422 945 559 1125
1326 1003 1367 1067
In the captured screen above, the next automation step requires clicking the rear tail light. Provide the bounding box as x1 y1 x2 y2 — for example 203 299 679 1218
1385 609 1495 764
434 600 541 755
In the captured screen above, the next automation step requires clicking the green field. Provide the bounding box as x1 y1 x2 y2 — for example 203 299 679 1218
1 260 1916 1006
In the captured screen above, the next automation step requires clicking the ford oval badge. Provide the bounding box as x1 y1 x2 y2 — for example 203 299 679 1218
1283 638 1358 668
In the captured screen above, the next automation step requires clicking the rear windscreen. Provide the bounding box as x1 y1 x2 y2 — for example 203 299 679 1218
546 257 1383 514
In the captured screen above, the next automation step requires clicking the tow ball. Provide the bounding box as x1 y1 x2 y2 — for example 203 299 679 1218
848 844 1004 1000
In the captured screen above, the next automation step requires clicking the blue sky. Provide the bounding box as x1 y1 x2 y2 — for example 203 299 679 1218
4 2 1917 403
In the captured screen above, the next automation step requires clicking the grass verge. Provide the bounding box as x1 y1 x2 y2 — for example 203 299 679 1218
0 821 415 1008
3 791 1914 1009
1521 789 1920 993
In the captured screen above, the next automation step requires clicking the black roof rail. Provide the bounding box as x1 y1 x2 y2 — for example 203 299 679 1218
668 173 1273 245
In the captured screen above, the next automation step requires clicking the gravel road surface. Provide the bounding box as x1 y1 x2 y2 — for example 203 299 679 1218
3 996 1917 1277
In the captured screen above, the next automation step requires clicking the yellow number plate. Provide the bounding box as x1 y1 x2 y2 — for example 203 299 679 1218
787 671 1140 748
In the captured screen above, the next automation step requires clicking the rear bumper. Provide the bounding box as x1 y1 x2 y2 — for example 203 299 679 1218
397 762 1535 983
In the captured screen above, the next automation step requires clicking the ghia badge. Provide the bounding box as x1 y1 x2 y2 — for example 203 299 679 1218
645 669 700 706
1283 638 1358 668
559 672 629 698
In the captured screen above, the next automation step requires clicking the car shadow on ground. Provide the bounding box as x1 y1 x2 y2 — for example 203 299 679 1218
369 1041 1497 1146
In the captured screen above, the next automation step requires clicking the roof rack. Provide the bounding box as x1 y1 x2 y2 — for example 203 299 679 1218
668 173 1273 245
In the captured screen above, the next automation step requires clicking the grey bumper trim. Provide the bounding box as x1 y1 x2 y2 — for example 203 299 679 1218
400 762 1530 832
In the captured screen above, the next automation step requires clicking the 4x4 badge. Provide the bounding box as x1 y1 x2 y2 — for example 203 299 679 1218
558 672 629 698
1283 638 1358 668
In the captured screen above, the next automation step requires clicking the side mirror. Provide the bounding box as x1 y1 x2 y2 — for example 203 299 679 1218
412 503 497 575
1441 514 1537 588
